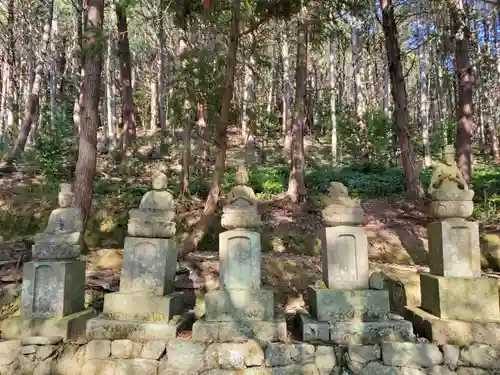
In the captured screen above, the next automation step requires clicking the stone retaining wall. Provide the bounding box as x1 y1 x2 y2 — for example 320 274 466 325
1 338 499 375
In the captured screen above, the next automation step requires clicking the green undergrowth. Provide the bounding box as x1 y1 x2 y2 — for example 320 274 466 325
1 159 498 252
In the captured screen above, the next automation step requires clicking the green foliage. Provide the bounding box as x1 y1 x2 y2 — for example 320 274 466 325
25 103 76 183
221 165 289 198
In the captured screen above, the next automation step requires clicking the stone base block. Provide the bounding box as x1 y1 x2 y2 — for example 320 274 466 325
103 291 183 322
86 313 192 341
420 273 500 322
192 317 287 343
121 236 178 296
205 289 274 321
299 314 330 342
329 320 415 345
405 305 500 347
21 260 86 319
307 287 390 322
1 309 95 341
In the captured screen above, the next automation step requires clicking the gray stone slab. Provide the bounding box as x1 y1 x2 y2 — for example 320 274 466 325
191 317 287 343
120 237 178 296
103 291 183 322
420 273 500 322
428 219 481 278
320 226 369 290
299 315 330 342
85 315 184 341
219 230 261 291
405 305 500 347
329 320 415 345
204 289 274 321
21 260 86 319
308 287 390 322
1 309 95 341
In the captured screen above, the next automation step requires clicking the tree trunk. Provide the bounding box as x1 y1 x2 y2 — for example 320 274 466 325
380 0 423 200
106 33 117 151
73 0 105 227
287 7 308 205
419 26 431 167
116 2 137 151
3 0 54 166
281 21 292 150
450 0 474 183
157 0 167 150
329 35 338 165
181 0 240 256
180 100 192 198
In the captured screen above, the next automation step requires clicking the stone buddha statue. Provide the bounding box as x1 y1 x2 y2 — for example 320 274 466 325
428 146 474 219
321 182 365 226
128 172 176 238
221 165 261 230
32 183 84 259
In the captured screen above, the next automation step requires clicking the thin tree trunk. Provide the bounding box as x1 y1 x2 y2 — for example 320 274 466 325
380 0 423 200
181 0 240 256
116 2 136 151
329 36 338 165
180 99 192 198
106 33 117 151
73 0 105 227
287 7 308 205
450 0 474 183
150 75 157 133
419 27 431 167
2 0 54 166
158 0 167 150
281 22 292 150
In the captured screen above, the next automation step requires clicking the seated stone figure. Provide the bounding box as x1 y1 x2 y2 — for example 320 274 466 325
221 165 261 229
428 146 474 219
321 182 365 226
33 183 83 260
128 172 176 238
226 164 257 204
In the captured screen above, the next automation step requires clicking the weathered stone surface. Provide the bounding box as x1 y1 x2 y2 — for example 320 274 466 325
420 273 500 322
359 362 398 375
52 344 85 375
166 340 205 373
221 201 262 230
0 340 21 365
427 220 480 278
426 366 456 375
348 345 381 363
21 345 37 355
34 358 53 375
85 340 111 360
120 237 178 296
442 345 459 370
111 339 133 359
36 345 57 361
456 368 489 375
268 364 319 375
141 340 166 360
460 344 500 369
308 288 390 322
329 320 415 345
22 336 63 345
265 343 295 366
219 230 261 291
382 342 443 368
116 358 158 375
21 260 86 319
103 291 183 322
0 359 20 375
217 341 265 368
200 370 236 375
242 368 272 375
127 211 176 239
405 305 500 346
86 315 178 341
81 359 116 375
192 318 287 343
205 289 274 321
321 182 364 227
19 354 37 375
299 315 329 342
314 346 336 375
291 343 315 364
320 226 368 290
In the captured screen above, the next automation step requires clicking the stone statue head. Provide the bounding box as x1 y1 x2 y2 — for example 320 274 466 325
444 145 455 166
235 165 249 185
152 172 168 190
58 183 74 208
328 182 349 199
